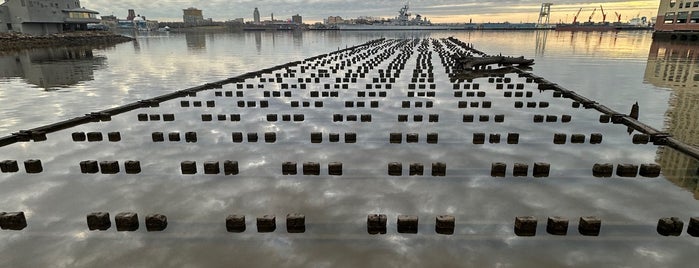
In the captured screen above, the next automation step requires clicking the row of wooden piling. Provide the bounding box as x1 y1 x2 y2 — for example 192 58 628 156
4 212 699 237
1 159 663 178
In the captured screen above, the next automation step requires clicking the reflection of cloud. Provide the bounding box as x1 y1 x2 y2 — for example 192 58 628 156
3 33 699 266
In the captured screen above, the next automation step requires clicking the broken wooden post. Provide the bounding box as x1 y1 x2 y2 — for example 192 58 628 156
514 216 537 236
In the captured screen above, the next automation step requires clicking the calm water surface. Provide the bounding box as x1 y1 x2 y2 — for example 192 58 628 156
0 30 698 267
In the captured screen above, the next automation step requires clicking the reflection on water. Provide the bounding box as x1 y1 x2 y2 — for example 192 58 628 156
1 32 699 267
185 32 206 50
644 40 699 199
0 47 106 90
254 32 262 53
535 31 548 56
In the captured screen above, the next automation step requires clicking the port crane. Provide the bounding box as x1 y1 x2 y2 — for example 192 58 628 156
572 8 583 24
588 8 597 23
600 5 607 23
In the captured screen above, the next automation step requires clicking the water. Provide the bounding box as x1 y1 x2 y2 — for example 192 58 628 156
0 30 698 267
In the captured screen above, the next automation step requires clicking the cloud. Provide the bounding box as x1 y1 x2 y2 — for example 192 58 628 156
82 0 660 23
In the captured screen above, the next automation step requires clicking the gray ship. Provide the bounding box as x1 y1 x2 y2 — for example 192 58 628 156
335 3 457 30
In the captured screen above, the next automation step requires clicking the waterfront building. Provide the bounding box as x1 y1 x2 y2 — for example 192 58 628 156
292 14 302 25
325 16 345 24
253 8 260 24
126 9 136 21
183 7 204 26
0 0 99 35
655 0 699 32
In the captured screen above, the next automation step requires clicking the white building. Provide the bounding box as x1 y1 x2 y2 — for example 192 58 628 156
0 0 100 35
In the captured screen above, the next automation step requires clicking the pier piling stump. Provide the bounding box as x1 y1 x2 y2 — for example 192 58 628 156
368 214 387 235
513 163 529 177
561 115 572 123
593 163 614 178
24 159 43 174
507 133 520 144
0 160 19 173
0 212 27 230
80 160 99 174
329 133 340 143
406 133 419 143
491 162 507 177
432 162 446 177
168 132 181 142
616 164 639 177
436 215 455 235
571 134 586 144
473 133 486 144
181 161 197 175
257 215 276 233
578 216 601 236
99 161 120 174
72 132 86 142
657 217 684 236
409 163 424 176
489 134 501 144
303 162 320 176
115 212 139 232
390 133 402 144
553 133 567 145
232 132 243 143
287 213 306 233
107 132 121 142
546 217 569 236
152 132 164 142
533 115 544 123
124 161 141 174
282 162 297 175
494 114 505 122
86 212 111 231
639 164 661 178
224 161 239 175
247 133 258 142
533 162 550 178
632 134 650 144
87 132 103 142
426 133 439 144
226 215 246 233
328 162 343 176
514 216 537 237
311 132 323 143
264 132 276 143
590 133 603 144
388 162 402 176
185 132 197 143
145 214 168 232
345 133 357 143
688 217 699 237
397 215 419 234
204 161 220 175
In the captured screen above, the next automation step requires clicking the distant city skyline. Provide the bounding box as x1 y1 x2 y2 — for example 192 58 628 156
84 0 660 24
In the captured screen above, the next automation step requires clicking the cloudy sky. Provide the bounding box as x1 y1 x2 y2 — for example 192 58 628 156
83 0 660 23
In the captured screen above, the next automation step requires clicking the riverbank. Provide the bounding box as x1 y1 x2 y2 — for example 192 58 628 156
0 31 133 51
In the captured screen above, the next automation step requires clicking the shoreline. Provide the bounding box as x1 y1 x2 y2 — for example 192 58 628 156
0 31 134 51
